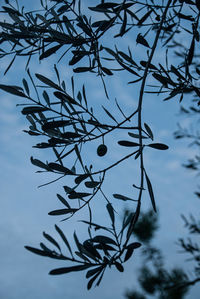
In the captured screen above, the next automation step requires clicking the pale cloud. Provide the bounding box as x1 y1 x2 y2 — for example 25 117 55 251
157 129 171 138
165 160 182 171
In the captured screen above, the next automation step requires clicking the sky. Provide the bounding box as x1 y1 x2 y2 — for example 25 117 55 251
0 1 200 298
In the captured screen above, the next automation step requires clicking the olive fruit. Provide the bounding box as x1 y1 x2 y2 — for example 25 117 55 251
97 144 107 157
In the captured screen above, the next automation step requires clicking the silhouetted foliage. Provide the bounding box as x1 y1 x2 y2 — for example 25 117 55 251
1 0 200 289
125 89 200 297
125 212 189 299
174 104 200 291
132 210 158 243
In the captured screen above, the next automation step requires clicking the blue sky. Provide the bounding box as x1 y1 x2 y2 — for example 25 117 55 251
0 1 200 298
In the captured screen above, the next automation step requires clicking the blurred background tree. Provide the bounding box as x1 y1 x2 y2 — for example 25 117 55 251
124 210 189 298
124 105 200 298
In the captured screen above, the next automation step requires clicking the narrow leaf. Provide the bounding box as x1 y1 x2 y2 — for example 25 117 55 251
40 44 62 60
22 78 30 95
117 59 140 76
187 37 195 65
85 181 100 188
118 51 137 66
148 143 169 150
119 11 127 36
82 84 88 108
102 106 118 123
43 232 61 251
140 60 157 70
73 67 93 73
152 73 175 87
42 90 50 106
55 225 73 257
126 242 141 249
136 34 150 48
138 10 152 26
35 73 61 90
113 194 136 201
48 162 74 174
4 54 16 75
124 248 134 262
73 231 82 252
145 171 157 212
86 266 103 279
54 91 78 105
25 246 51 257
87 270 102 290
144 123 154 140
49 264 92 275
75 251 90 263
91 235 117 246
106 203 115 225
0 84 26 97
68 192 91 199
118 140 139 147
30 157 50 171
74 145 84 169
48 208 78 215
115 262 124 272
82 241 102 261
57 194 71 208
75 174 90 184
102 67 113 76
128 132 148 139
61 132 82 139
42 120 72 131
22 106 48 115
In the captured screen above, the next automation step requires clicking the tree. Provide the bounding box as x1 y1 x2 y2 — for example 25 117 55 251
125 96 200 298
174 104 200 290
0 0 200 290
124 211 190 299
